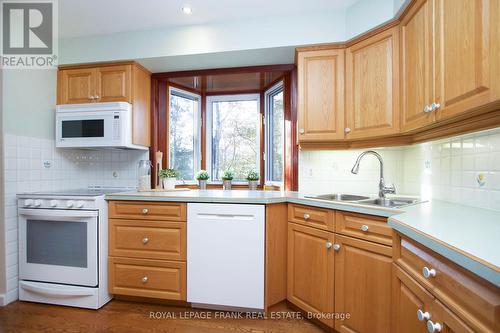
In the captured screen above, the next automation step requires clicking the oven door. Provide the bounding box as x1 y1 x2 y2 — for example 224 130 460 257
18 208 99 287
55 111 122 148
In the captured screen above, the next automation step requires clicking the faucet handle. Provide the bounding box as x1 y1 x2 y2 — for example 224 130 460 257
383 184 396 194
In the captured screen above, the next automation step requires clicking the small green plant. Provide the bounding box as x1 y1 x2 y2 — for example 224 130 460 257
158 168 179 179
196 170 209 181
246 170 259 181
221 170 234 181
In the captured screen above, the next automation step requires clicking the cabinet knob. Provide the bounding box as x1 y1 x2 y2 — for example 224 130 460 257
417 309 431 321
423 105 433 113
360 224 369 232
430 102 441 111
142 237 149 244
142 276 148 284
299 128 305 134
426 320 442 333
422 266 437 279
325 241 333 249
333 243 341 252
95 95 100 100
303 213 310 220
344 127 351 133
89 96 95 100
142 208 149 215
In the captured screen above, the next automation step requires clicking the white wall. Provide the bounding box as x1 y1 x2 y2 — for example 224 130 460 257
0 68 6 304
345 0 395 39
59 10 347 66
299 128 500 211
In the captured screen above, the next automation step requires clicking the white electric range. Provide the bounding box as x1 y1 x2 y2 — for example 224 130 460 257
16 187 131 309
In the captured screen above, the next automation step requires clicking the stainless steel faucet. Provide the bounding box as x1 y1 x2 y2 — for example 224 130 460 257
351 150 396 198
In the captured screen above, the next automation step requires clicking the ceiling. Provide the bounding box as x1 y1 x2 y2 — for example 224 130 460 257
59 0 359 38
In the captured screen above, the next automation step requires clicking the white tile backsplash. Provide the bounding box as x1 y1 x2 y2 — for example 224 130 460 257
299 127 500 211
2 133 148 304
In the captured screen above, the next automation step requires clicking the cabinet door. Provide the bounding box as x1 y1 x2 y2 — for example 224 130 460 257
287 223 335 327
334 235 392 333
345 27 400 139
297 49 345 142
427 300 475 333
96 65 132 102
434 0 500 120
401 0 435 132
58 68 96 104
392 264 434 333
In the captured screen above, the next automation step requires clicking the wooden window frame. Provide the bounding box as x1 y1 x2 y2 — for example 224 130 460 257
150 65 298 191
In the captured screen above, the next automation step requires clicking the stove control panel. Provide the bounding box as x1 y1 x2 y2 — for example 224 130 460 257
20 198 97 210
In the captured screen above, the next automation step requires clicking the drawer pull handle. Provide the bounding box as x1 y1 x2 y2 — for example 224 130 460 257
417 309 430 321
142 208 149 215
142 237 149 244
333 244 341 252
325 241 332 249
142 276 148 284
360 224 369 232
426 320 442 332
303 213 310 220
422 267 436 279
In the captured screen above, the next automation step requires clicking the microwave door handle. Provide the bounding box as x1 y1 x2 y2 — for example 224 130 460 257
18 208 98 219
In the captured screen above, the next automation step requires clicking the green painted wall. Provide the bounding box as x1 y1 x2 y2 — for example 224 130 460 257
2 69 57 139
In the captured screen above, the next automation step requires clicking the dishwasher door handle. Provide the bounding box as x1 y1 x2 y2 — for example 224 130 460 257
196 213 254 220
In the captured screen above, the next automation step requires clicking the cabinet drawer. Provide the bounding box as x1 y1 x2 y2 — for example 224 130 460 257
335 211 392 246
287 204 334 231
109 201 186 221
395 234 500 333
109 257 186 300
109 219 186 260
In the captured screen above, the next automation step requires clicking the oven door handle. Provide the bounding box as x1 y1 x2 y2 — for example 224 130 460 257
20 281 95 297
18 208 98 219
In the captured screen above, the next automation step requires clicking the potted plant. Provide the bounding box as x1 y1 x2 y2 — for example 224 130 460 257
246 171 259 190
196 170 209 190
158 168 179 190
221 170 234 190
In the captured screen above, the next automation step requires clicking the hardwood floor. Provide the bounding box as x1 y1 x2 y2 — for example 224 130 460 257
0 300 325 333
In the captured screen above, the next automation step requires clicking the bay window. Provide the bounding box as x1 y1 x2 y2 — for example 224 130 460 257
205 94 261 181
168 87 201 181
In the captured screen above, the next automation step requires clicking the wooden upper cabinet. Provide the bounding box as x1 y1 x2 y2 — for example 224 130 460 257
345 27 400 139
297 49 345 142
434 0 500 121
287 223 335 327
401 0 434 132
58 68 97 104
96 65 132 102
334 235 392 333
57 62 151 147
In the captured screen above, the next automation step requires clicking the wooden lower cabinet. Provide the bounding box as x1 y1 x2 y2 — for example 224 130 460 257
287 222 335 327
393 263 435 333
109 257 186 300
393 264 475 333
334 234 393 333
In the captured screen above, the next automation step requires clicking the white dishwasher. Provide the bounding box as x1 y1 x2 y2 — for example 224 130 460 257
187 203 265 310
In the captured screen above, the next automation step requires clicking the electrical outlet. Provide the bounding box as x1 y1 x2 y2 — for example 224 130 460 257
42 160 51 169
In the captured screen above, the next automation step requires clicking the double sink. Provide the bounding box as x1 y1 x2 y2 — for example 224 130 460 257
306 194 420 208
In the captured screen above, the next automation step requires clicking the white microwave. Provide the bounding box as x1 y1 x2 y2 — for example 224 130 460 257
56 102 147 150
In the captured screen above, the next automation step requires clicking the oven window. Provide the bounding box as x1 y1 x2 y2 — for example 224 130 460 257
27 220 88 268
61 119 104 138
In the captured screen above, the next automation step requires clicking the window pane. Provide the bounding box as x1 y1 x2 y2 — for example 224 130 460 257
211 99 259 181
169 92 199 180
271 91 284 181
